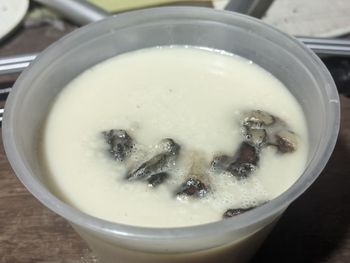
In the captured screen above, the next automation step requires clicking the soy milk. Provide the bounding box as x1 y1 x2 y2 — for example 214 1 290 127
42 46 308 227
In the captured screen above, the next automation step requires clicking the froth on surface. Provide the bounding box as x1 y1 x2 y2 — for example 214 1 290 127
41 46 308 227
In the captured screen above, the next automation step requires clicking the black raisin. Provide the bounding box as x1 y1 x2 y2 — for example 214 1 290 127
176 178 208 198
223 207 253 218
103 129 134 162
147 172 169 187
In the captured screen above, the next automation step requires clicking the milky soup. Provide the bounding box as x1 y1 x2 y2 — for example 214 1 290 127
41 46 308 228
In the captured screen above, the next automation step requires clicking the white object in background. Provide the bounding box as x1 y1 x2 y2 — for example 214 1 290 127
0 0 29 40
264 0 350 37
213 0 230 9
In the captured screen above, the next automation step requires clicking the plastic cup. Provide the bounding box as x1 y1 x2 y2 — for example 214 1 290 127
2 7 340 263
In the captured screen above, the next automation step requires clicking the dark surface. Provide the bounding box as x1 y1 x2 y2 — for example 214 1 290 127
252 98 350 263
1 19 350 263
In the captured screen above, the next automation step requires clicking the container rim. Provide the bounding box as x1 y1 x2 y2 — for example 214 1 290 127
2 7 340 241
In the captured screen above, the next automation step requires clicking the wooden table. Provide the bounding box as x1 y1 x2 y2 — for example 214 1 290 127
1 22 350 263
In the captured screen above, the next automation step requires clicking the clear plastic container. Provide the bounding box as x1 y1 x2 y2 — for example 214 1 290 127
2 7 340 263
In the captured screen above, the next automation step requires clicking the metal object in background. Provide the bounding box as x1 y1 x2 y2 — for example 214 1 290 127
299 37 350 57
33 0 108 25
0 53 37 75
225 0 274 18
0 108 3 123
1 37 350 76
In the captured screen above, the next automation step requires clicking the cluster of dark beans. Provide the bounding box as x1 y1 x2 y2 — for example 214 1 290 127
211 110 298 180
209 110 299 218
210 111 273 179
103 130 179 187
102 110 299 219
243 110 299 154
103 130 208 197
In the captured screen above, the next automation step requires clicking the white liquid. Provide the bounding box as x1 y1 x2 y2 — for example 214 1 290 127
42 46 308 228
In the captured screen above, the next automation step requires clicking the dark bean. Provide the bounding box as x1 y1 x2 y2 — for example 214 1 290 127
126 153 173 180
275 130 298 153
210 143 258 179
176 178 208 198
237 142 259 165
223 201 269 218
223 207 254 218
147 172 169 187
222 143 259 179
103 129 133 162
126 138 180 181
226 162 256 179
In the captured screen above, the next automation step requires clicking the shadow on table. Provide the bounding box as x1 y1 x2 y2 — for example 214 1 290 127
251 136 350 263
